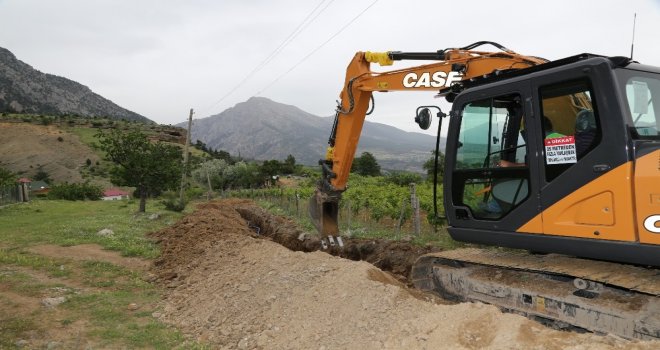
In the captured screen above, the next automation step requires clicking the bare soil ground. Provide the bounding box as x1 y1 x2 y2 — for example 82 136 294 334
149 199 659 349
0 122 101 184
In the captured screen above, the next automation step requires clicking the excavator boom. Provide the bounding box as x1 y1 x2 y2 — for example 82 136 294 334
310 42 546 234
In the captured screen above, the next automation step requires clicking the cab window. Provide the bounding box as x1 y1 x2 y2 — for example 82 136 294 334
452 94 529 220
539 80 601 182
615 70 660 139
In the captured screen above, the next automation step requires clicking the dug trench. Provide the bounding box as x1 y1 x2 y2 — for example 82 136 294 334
234 202 438 285
148 199 657 349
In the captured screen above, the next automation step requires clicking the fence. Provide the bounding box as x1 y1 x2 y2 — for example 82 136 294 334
0 184 24 206
230 188 448 239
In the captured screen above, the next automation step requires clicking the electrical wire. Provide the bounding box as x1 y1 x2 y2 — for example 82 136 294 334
202 0 334 114
256 0 380 96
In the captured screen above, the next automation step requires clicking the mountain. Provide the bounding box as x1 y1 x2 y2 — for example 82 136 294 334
184 97 443 172
0 47 151 123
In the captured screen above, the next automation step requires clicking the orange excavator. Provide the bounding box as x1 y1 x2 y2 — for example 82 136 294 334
309 42 660 339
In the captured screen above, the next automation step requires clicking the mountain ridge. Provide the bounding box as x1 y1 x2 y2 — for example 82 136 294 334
0 47 151 123
183 97 442 172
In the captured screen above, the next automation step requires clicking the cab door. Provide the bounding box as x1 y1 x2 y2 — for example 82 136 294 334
444 81 542 233
528 63 637 242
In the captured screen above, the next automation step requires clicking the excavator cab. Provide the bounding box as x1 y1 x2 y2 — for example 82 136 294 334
310 43 659 266
443 55 660 266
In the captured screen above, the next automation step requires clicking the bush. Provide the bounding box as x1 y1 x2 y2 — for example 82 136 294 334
160 191 187 212
48 182 103 201
385 172 422 187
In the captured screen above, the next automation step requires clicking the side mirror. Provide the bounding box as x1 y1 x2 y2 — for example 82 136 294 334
415 108 432 130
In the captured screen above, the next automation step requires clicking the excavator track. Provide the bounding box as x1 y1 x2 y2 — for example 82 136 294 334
411 248 660 340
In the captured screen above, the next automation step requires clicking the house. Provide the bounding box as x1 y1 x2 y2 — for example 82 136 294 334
102 188 130 201
29 180 50 196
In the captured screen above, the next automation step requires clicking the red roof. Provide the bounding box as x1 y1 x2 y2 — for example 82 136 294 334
18 177 31 183
103 188 130 197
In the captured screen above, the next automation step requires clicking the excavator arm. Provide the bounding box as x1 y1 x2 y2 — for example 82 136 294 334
310 42 547 235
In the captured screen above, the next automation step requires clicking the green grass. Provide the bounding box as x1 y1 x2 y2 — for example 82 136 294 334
0 250 72 278
65 126 101 149
0 199 184 258
0 317 39 349
0 199 206 349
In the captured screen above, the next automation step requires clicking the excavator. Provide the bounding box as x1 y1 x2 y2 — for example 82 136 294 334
309 42 660 340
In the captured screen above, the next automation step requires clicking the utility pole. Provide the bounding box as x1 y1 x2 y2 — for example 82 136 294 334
180 108 193 202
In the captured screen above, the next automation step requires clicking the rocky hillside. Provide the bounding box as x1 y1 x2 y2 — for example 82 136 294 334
0 47 151 123
186 97 441 172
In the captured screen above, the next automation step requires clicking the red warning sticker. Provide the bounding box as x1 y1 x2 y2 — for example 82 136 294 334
544 136 577 164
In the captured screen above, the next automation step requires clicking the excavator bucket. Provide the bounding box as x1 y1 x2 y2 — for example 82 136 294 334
308 190 339 236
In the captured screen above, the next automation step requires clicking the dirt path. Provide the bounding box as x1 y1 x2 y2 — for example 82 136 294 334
150 200 658 349
28 244 150 271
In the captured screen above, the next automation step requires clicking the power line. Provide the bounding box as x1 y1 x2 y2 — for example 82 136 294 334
202 0 333 114
256 0 379 96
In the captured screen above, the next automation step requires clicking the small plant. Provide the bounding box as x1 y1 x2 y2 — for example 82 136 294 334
160 191 187 212
47 182 103 201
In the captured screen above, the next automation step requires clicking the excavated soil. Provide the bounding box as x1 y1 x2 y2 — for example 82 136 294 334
149 199 658 349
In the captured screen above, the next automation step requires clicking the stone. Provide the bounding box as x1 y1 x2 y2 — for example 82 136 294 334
41 297 67 308
237 338 249 349
127 303 139 310
148 213 160 220
237 284 251 292
15 340 28 348
96 228 114 237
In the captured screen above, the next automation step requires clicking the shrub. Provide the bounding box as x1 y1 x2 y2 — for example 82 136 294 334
57 136 64 142
47 182 103 201
160 191 187 212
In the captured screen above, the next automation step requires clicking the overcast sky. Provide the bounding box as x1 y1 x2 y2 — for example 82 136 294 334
1 0 659 134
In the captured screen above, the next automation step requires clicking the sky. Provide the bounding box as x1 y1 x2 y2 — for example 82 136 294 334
1 0 659 134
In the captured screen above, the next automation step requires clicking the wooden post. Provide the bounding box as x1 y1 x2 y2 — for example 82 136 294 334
179 108 193 202
205 167 213 201
397 198 406 233
347 200 352 234
410 183 420 235
415 197 421 235
295 190 300 217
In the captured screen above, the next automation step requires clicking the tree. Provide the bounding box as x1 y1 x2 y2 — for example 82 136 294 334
422 150 445 180
192 159 230 190
97 129 182 212
0 167 16 188
33 167 52 184
260 160 281 178
282 154 296 174
351 152 381 176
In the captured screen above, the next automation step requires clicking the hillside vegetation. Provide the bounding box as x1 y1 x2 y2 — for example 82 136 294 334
0 113 187 187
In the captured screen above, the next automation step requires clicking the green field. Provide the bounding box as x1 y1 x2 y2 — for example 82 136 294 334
0 199 207 349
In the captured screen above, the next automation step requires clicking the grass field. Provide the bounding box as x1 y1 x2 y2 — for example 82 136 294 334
0 199 207 349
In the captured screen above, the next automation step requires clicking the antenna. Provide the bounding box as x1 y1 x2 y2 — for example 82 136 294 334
630 13 637 60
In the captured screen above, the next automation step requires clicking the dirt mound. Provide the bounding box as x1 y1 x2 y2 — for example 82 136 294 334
150 200 657 349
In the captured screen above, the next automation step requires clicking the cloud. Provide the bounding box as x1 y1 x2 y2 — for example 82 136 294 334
0 0 658 132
